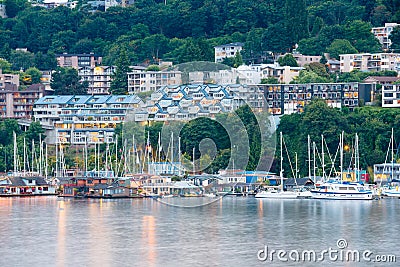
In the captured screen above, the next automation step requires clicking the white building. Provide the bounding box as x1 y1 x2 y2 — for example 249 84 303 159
340 53 400 73
371 23 400 51
78 65 116 94
374 163 400 182
33 94 143 144
382 84 400 107
127 70 182 93
292 53 322 67
214 42 244 63
261 63 304 84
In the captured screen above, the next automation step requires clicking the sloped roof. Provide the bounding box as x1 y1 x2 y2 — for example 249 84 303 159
364 76 400 83
284 178 315 186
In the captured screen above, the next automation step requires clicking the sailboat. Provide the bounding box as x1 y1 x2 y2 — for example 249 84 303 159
382 129 400 197
255 132 298 199
310 132 373 200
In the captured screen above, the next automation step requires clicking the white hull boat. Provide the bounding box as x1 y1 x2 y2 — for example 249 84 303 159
311 182 374 200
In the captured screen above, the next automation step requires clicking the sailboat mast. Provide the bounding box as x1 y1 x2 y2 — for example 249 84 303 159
171 132 174 165
295 152 298 179
280 132 283 189
340 131 344 183
55 131 58 178
45 143 48 180
313 141 316 183
23 137 26 176
178 136 181 176
115 134 118 177
13 131 17 176
321 135 325 181
391 128 394 182
354 133 359 181
308 135 311 179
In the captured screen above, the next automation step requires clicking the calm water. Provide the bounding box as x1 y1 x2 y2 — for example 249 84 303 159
0 196 399 267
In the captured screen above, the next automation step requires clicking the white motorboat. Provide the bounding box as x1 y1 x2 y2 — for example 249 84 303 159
311 182 374 200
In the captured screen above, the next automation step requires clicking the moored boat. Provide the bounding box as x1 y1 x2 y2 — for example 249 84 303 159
311 181 373 200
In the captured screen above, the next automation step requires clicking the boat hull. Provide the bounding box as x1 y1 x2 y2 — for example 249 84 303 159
255 191 298 199
311 191 374 200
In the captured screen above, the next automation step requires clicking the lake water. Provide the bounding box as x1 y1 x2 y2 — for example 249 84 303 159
0 196 399 267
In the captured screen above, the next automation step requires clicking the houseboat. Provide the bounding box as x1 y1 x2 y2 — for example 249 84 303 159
0 176 58 196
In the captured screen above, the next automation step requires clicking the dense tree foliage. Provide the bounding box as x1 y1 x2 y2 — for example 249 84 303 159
0 119 45 173
0 0 399 69
275 100 400 181
50 67 88 95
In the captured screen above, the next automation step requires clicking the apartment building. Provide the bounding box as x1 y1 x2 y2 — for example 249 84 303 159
340 53 400 73
374 163 400 182
381 84 400 108
371 23 400 51
33 94 143 144
56 53 102 69
78 66 116 94
292 53 322 67
0 84 48 119
127 70 182 93
0 70 19 89
257 83 360 115
214 43 244 63
133 84 265 122
261 64 303 84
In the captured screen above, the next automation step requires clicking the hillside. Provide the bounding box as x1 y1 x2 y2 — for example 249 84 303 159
0 0 399 71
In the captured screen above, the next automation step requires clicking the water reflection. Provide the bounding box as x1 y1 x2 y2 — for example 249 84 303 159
57 201 66 267
142 215 157 267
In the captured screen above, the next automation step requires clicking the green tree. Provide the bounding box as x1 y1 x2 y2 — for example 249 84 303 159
9 50 35 71
50 67 88 95
4 0 27 18
0 58 12 73
293 70 331 84
0 119 21 146
146 65 160 71
25 67 42 84
344 20 382 53
304 62 330 79
278 54 298 67
390 26 400 52
25 121 46 143
261 77 279 84
284 0 308 50
326 39 358 60
110 48 130 95
34 52 57 71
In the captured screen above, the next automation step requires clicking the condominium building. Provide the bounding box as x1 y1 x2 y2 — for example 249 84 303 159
56 53 102 69
371 23 400 51
78 66 116 94
340 53 400 73
374 163 400 182
382 84 400 108
261 64 303 84
214 43 244 63
292 53 322 67
133 84 265 122
257 83 360 115
127 70 182 93
0 70 19 89
0 84 48 119
33 94 143 144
